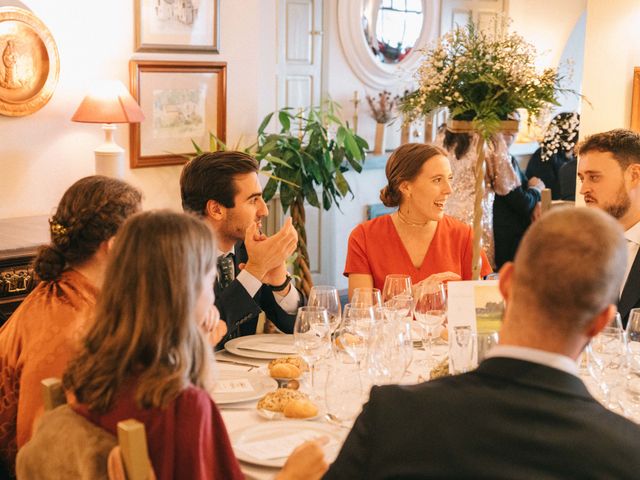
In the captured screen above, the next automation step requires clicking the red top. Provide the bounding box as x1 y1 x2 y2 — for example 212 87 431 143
344 214 492 289
75 382 243 480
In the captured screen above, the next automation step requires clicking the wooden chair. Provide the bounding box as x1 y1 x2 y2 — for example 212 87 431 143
540 188 552 214
34 378 154 480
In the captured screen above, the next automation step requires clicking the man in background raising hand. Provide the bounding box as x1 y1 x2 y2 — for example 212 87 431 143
180 151 304 346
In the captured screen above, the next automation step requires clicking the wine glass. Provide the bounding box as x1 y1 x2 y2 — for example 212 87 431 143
587 326 628 408
336 304 375 364
351 287 382 308
293 306 332 397
383 294 413 322
382 274 412 303
413 282 447 365
621 309 640 419
308 285 342 332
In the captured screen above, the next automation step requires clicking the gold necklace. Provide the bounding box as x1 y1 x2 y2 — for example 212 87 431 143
396 210 431 227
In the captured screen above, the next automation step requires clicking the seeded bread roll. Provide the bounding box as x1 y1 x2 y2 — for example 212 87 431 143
257 388 308 412
283 399 318 419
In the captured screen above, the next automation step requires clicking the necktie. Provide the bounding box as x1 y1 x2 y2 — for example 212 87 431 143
217 253 235 290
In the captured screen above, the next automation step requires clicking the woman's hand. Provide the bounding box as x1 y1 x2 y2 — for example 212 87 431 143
200 306 227 346
412 271 461 296
276 437 329 480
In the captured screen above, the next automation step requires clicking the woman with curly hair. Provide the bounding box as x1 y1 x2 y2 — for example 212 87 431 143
0 176 141 472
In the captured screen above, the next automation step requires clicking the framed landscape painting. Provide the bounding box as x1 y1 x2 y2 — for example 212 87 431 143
129 60 227 168
134 0 219 52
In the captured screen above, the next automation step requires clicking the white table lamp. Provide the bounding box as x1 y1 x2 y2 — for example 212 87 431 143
71 81 145 178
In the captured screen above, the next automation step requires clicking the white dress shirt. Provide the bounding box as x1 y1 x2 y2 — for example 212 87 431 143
486 345 579 377
218 248 300 314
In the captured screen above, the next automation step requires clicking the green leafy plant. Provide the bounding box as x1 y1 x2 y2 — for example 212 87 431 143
254 101 368 294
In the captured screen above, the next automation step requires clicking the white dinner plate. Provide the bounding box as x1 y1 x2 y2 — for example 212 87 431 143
209 371 277 405
225 334 297 360
231 421 344 468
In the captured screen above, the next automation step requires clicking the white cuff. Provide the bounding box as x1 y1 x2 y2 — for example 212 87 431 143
274 286 300 314
236 269 262 298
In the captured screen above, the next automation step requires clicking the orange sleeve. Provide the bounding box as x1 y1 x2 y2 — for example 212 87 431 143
344 223 372 277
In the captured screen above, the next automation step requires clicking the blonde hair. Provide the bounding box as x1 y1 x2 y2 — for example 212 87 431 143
63 210 216 412
380 143 447 207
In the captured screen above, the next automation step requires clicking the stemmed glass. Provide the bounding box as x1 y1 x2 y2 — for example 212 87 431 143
351 288 382 308
413 282 447 365
382 274 412 303
308 285 342 333
293 306 332 397
587 325 628 409
334 304 375 365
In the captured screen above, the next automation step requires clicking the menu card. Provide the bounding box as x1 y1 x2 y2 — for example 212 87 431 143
211 379 255 394
447 280 503 369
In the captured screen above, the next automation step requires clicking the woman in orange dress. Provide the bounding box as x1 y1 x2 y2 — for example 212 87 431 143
0 176 141 472
344 143 492 297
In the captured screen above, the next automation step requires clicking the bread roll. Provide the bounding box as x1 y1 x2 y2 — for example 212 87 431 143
283 399 319 419
257 388 308 412
270 363 301 379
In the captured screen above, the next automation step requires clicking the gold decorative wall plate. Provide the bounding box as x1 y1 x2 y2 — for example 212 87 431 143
0 7 59 117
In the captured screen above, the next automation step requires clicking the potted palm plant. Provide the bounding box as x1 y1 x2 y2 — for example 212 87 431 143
254 102 368 295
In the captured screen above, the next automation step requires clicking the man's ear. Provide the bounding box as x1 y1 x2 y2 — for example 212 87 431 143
585 304 617 339
626 163 640 187
205 199 225 220
106 236 116 252
498 262 514 302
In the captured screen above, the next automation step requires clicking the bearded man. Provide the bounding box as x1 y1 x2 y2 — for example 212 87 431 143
577 129 640 326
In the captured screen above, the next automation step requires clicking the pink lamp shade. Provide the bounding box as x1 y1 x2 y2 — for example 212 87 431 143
72 81 144 124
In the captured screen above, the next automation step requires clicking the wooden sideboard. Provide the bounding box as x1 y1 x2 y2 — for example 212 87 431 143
0 215 50 325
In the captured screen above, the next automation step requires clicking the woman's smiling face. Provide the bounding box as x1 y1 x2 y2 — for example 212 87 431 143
401 154 453 221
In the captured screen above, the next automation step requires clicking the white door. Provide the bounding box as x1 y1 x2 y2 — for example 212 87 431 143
276 0 323 110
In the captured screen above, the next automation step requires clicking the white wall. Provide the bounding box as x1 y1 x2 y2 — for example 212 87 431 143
0 0 277 218
579 0 640 136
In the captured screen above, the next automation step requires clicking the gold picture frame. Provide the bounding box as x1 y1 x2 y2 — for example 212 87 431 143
129 60 227 169
631 67 640 133
134 0 219 52
0 7 60 117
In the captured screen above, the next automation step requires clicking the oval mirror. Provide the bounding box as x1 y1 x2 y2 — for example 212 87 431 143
362 0 424 65
338 0 438 89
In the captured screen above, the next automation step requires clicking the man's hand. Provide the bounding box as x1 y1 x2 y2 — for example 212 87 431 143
244 218 298 281
528 176 545 192
276 438 329 480
263 262 291 296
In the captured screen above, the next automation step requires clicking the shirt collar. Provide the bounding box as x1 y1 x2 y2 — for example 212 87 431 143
625 220 640 246
485 345 579 377
217 246 235 258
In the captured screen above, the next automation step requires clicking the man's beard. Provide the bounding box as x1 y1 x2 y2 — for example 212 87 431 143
604 184 631 220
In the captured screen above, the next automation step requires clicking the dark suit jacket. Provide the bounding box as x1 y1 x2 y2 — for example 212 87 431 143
324 357 640 479
525 149 572 200
493 156 541 269
215 242 303 347
620 248 640 328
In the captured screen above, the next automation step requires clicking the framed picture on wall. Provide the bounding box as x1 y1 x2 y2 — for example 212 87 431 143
631 67 640 133
129 60 227 168
134 0 219 52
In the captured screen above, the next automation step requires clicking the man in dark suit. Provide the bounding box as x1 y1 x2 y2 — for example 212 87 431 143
577 129 640 327
324 207 640 479
180 151 304 346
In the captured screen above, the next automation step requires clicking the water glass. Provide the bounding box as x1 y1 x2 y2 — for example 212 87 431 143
293 306 332 396
308 285 342 332
382 274 412 303
450 325 475 374
587 326 628 408
325 360 363 426
473 331 499 365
